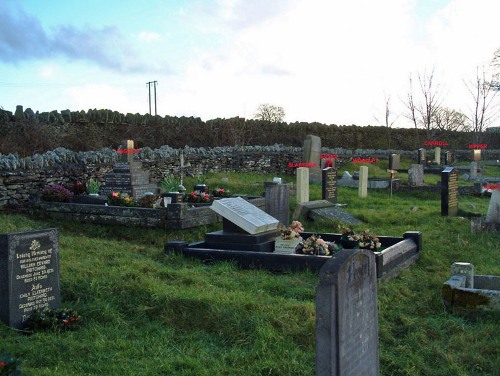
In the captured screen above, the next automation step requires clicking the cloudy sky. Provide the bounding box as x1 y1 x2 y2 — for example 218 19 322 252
0 0 499 127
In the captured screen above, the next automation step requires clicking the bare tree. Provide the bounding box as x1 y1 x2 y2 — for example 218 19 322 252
253 103 285 122
434 107 471 132
465 67 499 143
374 93 397 148
492 47 500 89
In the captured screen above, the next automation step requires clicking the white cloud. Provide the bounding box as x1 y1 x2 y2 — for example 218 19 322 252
137 31 161 42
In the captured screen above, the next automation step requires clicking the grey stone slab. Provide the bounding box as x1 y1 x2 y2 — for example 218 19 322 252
485 190 500 223
293 200 362 225
316 249 379 376
0 228 60 330
265 182 290 226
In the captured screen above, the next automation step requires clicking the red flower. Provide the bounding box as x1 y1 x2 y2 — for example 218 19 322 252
111 192 119 198
0 361 6 367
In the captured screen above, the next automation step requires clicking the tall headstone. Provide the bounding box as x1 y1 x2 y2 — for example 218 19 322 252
418 148 426 165
443 151 452 166
469 162 478 180
0 229 61 329
316 249 379 376
296 167 310 204
485 190 500 224
264 182 290 226
302 135 322 183
473 149 481 161
441 167 459 216
434 147 441 165
408 164 424 187
389 154 400 171
358 166 368 198
321 167 337 203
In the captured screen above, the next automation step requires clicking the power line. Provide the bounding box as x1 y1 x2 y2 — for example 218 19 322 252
146 80 158 115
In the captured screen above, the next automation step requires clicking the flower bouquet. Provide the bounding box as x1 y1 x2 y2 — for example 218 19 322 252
108 191 135 207
296 234 339 256
186 191 211 203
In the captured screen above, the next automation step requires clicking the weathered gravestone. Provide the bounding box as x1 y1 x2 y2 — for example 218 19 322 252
316 249 379 376
321 167 337 203
389 154 400 171
408 164 424 186
265 182 290 226
418 148 426 165
296 167 310 204
435 147 441 165
293 200 361 225
485 190 500 224
444 151 452 166
441 167 459 216
0 228 60 329
358 166 369 198
469 162 478 180
303 135 322 183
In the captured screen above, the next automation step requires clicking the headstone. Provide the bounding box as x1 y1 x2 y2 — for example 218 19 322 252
441 167 459 216
296 167 310 204
389 154 400 171
342 171 352 180
434 147 441 165
293 200 362 225
485 190 500 224
302 135 322 183
316 249 379 376
265 182 290 226
444 151 452 166
418 148 426 165
0 229 60 330
473 149 481 161
408 164 424 187
469 162 477 180
210 197 279 235
358 166 368 198
451 262 474 288
321 167 337 203
100 140 158 200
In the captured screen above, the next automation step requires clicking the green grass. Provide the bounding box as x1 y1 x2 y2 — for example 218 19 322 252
1 169 499 375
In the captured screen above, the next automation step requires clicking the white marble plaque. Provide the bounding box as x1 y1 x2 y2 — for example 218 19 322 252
210 197 279 234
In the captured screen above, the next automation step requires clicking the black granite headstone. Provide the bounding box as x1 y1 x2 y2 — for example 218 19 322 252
441 167 459 216
316 249 379 376
0 228 61 329
264 182 290 226
321 167 337 203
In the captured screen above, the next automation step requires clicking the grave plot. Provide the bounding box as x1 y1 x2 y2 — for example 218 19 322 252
165 198 422 281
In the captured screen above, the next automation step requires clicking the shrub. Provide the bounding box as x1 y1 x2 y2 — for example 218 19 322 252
42 183 73 202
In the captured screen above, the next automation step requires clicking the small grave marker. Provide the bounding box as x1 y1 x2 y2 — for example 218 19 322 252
408 164 424 186
321 167 337 203
441 167 459 216
316 249 379 375
0 228 61 329
296 167 310 204
418 148 426 165
389 154 400 171
435 147 441 165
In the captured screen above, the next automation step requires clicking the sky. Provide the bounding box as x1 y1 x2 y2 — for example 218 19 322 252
0 0 499 127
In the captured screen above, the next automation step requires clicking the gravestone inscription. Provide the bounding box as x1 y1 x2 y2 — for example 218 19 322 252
316 249 379 376
441 167 459 216
211 197 279 234
321 167 337 203
0 228 60 329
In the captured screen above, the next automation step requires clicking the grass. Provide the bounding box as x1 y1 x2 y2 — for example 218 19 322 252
1 169 499 375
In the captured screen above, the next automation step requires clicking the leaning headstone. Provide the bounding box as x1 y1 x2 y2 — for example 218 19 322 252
358 166 368 198
408 164 424 187
264 182 290 226
210 197 279 235
302 135 322 183
296 167 310 204
418 148 426 165
469 162 478 180
293 200 362 225
316 249 379 376
441 167 459 216
321 167 337 203
485 190 500 224
434 147 441 165
0 229 60 330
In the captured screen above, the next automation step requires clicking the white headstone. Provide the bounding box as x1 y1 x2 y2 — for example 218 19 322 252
210 197 279 235
434 147 441 165
358 166 368 198
297 167 310 204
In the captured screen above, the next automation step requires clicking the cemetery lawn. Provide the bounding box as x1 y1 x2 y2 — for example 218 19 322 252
1 172 499 375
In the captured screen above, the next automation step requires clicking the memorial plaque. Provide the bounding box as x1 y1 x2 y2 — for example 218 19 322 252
0 228 60 329
316 250 379 376
321 167 337 203
441 167 459 216
210 197 279 234
389 154 400 171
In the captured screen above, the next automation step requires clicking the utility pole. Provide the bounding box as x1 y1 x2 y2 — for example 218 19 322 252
146 81 158 115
